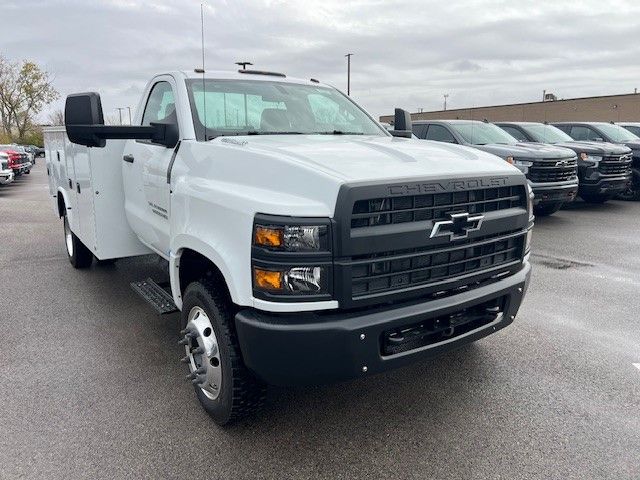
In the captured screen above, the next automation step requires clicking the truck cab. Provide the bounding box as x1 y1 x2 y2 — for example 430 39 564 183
412 120 578 215
46 70 533 425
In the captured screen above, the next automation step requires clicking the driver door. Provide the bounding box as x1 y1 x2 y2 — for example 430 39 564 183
122 79 179 257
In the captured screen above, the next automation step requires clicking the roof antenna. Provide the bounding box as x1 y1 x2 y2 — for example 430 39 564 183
200 3 207 141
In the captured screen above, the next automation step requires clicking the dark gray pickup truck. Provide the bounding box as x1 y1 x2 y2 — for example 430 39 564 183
552 122 637 201
497 122 633 203
412 120 578 215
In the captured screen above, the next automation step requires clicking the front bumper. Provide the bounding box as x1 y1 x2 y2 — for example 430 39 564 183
235 261 531 386
0 170 14 184
579 175 630 196
529 179 578 206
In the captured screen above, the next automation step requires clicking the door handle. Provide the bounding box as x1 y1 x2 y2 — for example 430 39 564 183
123 154 135 163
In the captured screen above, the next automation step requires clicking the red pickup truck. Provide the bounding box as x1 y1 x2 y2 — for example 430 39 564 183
0 145 32 176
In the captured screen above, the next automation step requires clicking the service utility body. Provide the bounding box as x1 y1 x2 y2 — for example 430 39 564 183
44 69 533 425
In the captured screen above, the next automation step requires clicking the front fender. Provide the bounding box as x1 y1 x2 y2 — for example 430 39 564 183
170 234 240 310
56 187 73 224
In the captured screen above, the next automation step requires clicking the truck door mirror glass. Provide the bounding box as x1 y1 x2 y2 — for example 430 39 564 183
390 108 413 138
65 92 107 147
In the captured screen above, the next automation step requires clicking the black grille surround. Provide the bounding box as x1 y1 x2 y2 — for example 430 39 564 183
527 157 578 183
599 154 632 176
333 175 531 309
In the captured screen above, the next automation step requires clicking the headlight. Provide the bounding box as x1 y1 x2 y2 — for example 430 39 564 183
513 158 534 174
254 224 328 251
252 215 332 300
254 266 328 294
580 153 602 165
527 184 534 216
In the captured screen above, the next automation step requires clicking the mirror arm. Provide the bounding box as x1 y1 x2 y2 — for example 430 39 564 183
390 130 412 138
66 125 157 141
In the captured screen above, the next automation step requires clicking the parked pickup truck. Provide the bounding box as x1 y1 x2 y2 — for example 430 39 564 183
552 122 636 201
0 145 31 176
496 122 633 203
411 120 578 215
0 152 15 185
45 70 533 425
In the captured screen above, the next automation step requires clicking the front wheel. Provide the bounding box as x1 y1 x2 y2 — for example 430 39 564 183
63 213 93 268
580 194 609 204
533 202 563 216
179 279 266 425
617 169 640 201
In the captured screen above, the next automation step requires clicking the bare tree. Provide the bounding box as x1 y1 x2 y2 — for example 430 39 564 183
48 109 65 126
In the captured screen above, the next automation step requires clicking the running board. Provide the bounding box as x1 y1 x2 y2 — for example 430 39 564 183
131 278 178 314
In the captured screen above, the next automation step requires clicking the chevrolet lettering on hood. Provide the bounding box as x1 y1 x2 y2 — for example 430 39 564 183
387 177 508 196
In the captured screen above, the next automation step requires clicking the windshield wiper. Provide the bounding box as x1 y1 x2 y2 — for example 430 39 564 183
315 130 365 135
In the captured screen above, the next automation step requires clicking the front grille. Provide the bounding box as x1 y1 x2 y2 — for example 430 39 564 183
351 231 524 299
351 185 526 229
381 296 505 356
599 155 632 176
527 158 578 183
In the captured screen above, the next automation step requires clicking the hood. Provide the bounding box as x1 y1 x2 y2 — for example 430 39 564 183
473 142 575 160
623 141 640 152
551 141 632 156
215 135 522 183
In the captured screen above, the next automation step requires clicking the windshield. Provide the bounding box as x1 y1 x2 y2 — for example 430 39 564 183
450 122 517 145
523 124 574 143
595 123 640 143
185 79 386 140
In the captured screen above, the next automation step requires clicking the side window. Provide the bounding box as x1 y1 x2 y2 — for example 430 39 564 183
425 124 457 143
624 125 640 136
412 124 427 139
570 126 599 141
554 124 571 134
500 126 528 142
142 82 176 126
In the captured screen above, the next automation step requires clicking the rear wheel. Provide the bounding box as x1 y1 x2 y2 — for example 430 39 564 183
63 213 93 269
533 202 563 216
179 279 266 425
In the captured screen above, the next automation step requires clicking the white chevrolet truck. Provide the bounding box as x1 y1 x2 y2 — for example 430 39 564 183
44 69 533 425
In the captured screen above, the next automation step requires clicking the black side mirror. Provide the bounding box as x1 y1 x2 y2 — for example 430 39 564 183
65 92 178 148
390 108 413 138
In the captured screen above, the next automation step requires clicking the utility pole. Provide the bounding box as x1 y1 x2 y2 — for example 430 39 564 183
345 53 353 95
443 94 449 111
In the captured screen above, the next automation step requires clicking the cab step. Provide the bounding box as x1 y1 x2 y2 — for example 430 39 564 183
130 278 178 314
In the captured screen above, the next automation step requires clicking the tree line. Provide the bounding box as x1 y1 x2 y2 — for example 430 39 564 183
0 54 58 145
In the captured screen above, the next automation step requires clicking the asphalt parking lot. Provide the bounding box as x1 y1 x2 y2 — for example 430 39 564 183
1 162 639 480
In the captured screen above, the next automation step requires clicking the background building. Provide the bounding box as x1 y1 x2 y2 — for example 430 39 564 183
380 92 640 124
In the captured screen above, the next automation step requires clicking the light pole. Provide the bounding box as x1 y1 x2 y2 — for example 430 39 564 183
345 53 353 95
443 94 449 111
116 107 126 125
235 62 253 125
127 107 132 125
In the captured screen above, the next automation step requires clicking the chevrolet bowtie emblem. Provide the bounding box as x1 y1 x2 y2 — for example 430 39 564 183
430 212 484 240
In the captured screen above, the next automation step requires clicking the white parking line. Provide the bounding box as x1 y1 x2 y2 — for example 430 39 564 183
634 363 640 371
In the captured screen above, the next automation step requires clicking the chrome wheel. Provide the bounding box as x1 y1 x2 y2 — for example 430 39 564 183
180 306 222 400
64 216 73 257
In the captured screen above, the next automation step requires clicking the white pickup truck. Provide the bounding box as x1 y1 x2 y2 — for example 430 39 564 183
44 69 533 425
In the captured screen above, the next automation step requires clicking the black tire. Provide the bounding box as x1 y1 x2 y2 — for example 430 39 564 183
617 169 640 201
580 194 609 204
181 279 266 425
63 213 93 269
25 170 30 174
533 203 563 216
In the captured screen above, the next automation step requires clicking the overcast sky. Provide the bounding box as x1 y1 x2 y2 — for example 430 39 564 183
2 0 640 122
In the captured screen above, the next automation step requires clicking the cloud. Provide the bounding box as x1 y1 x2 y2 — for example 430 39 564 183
1 0 640 119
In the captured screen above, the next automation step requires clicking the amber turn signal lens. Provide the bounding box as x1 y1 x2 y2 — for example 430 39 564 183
254 268 283 290
254 226 283 247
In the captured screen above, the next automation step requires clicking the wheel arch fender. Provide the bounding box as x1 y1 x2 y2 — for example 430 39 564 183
56 187 72 223
170 234 240 311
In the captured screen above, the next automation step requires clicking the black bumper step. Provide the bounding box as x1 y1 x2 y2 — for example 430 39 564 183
131 278 178 314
